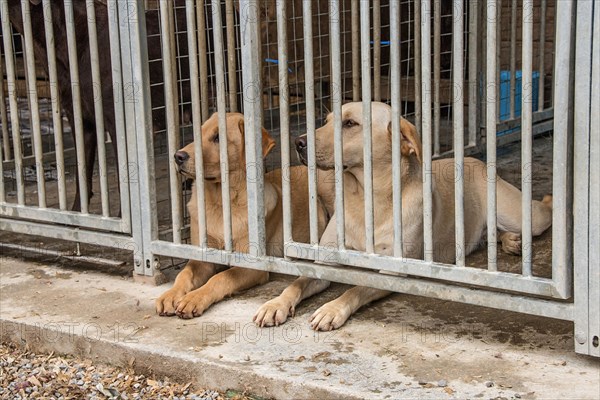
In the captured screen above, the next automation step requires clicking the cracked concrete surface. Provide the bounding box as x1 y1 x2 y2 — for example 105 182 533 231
1 258 598 399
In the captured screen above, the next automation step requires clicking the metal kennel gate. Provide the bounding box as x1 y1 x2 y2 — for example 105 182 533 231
0 0 598 357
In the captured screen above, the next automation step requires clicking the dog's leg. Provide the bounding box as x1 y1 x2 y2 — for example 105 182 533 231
155 260 218 316
175 268 269 319
253 277 330 327
498 230 522 255
309 286 391 331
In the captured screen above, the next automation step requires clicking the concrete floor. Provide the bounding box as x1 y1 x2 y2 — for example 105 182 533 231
1 258 598 399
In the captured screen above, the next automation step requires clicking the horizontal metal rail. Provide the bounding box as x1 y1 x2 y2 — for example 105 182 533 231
150 239 574 321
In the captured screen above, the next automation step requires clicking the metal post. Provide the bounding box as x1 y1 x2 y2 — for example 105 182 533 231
239 0 266 257
196 0 209 122
0 53 11 162
390 0 402 257
453 0 465 267
225 0 238 112
421 0 433 262
468 0 479 147
361 0 374 254
433 0 441 157
521 0 533 276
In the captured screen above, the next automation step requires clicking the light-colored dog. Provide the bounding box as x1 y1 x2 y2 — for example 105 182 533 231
156 112 333 319
254 102 553 330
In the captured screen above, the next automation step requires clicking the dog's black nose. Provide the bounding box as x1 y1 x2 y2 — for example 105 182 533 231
295 136 307 152
174 151 190 166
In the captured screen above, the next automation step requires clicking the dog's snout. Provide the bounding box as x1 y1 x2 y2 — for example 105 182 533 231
295 136 308 152
174 151 190 166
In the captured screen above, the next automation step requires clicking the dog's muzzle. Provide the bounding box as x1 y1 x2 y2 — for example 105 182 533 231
295 135 308 165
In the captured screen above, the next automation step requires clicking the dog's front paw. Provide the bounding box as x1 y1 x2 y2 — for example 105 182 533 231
309 301 351 331
155 288 187 316
501 232 522 255
253 298 295 327
175 290 212 319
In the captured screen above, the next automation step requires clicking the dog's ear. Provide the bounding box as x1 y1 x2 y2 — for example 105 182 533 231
237 118 276 159
389 119 422 163
261 128 276 158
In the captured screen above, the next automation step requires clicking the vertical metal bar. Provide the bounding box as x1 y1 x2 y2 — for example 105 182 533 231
486 0 498 271
414 0 422 134
21 0 46 208
0 134 4 203
373 0 381 102
538 0 547 111
509 0 516 119
277 0 293 249
468 0 479 147
2 1 25 205
302 0 319 246
225 0 237 112
42 0 67 210
185 0 208 248
433 0 441 157
86 0 110 217
0 54 11 161
120 0 157 275
106 0 131 229
421 0 433 262
521 0 533 277
212 0 233 251
240 0 266 257
496 0 501 119
453 0 465 267
64 0 89 213
159 0 182 243
330 0 345 251
552 0 575 299
351 0 360 101
361 0 374 254
196 0 209 122
390 0 402 257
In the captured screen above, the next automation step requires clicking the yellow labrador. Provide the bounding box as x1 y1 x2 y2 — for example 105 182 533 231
254 102 553 330
156 112 333 319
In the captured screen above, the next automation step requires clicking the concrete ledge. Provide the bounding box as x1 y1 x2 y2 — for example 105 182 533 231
1 258 598 399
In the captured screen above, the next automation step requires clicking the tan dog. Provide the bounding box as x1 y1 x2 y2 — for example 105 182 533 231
156 112 333 318
255 102 553 330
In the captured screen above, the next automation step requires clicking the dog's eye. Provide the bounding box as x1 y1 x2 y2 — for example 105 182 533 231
343 119 358 128
211 134 219 143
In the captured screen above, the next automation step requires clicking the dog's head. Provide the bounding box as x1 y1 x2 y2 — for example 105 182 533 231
174 113 276 182
295 102 421 171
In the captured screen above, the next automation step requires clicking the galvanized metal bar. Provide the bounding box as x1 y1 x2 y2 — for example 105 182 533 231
0 217 135 249
120 0 158 275
86 0 110 217
360 0 374 254
21 0 46 208
573 0 596 356
509 0 516 119
225 0 237 112
212 0 233 252
390 0 402 257
373 0 381 102
64 0 90 213
106 0 131 229
433 0 441 157
284 241 564 297
240 0 266 257
1 1 25 205
277 0 293 250
552 0 575 299
330 0 345 251
467 0 479 147
496 0 502 119
0 203 125 232
159 0 182 243
414 0 422 134
0 133 4 203
521 0 533 276
302 0 320 246
351 0 360 101
42 0 67 211
420 0 433 262
485 0 498 270
453 0 465 267
151 239 574 321
0 53 11 162
186 0 208 248
196 0 209 122
538 0 547 111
